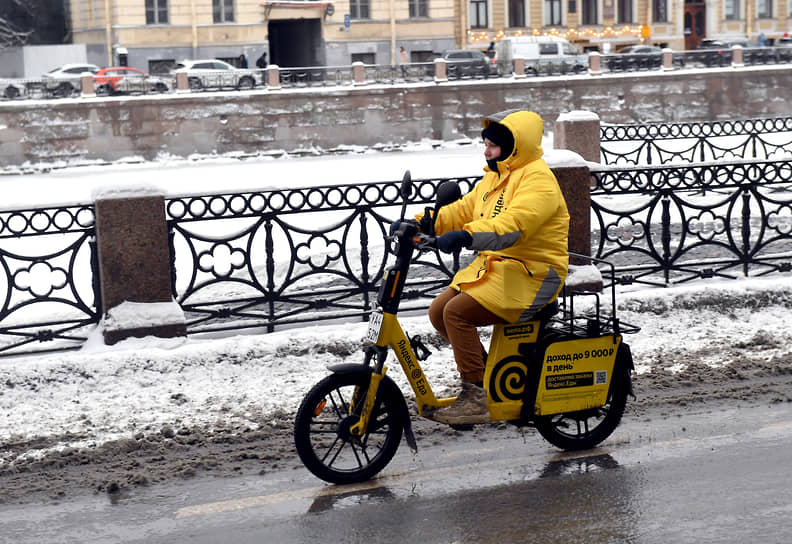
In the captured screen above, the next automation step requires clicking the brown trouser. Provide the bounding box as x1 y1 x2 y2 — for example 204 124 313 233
428 288 504 384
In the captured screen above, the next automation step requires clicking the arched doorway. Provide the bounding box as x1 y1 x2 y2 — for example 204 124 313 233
684 0 706 50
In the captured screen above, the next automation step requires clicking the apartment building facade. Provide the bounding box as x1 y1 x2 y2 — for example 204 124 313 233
67 0 791 73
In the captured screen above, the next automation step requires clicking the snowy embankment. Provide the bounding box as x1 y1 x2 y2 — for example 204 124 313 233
2 274 792 467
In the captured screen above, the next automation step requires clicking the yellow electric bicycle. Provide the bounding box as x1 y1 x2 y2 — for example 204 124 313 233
294 172 640 484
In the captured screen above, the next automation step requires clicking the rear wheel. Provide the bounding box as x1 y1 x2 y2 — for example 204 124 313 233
55 82 76 97
188 77 202 91
294 371 404 484
4 86 20 99
534 372 629 451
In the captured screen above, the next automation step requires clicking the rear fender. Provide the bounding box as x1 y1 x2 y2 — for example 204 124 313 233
612 341 636 399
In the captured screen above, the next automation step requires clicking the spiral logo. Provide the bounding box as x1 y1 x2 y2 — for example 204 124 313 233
411 369 422 380
488 356 528 402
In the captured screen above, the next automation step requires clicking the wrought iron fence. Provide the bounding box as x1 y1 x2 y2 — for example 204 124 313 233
0 203 99 357
2 158 792 354
278 65 354 88
600 117 792 165
166 159 792 336
165 177 478 335
591 159 792 287
363 63 436 84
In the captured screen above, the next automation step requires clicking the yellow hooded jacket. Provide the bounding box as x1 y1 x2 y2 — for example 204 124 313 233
430 110 570 323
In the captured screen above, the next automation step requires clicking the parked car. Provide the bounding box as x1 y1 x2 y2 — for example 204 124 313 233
41 63 101 97
439 50 494 78
607 45 685 71
695 38 777 67
493 36 588 76
93 67 171 96
172 59 260 91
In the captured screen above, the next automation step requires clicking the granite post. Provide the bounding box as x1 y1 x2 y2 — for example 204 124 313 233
553 111 601 164
94 191 186 344
549 159 591 264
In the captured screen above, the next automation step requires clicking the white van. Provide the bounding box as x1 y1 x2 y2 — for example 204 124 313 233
494 36 588 76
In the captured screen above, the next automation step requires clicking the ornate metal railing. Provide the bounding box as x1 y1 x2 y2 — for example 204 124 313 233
0 203 99 356
3 158 792 353
363 63 436 84
167 160 792 335
600 117 792 165
166 177 478 335
590 159 792 287
278 65 354 88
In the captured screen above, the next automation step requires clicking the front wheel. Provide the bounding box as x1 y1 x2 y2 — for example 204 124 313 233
237 76 255 90
294 371 405 484
534 373 629 451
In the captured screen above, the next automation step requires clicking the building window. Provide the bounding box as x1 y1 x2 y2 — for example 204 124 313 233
409 0 428 17
544 0 562 25
653 0 668 22
617 0 633 23
724 0 739 19
757 0 772 17
351 53 375 64
469 0 488 28
213 0 234 23
581 0 597 24
509 0 526 27
145 0 168 24
350 0 370 18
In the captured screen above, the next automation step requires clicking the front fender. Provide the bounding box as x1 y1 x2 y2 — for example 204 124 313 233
326 363 418 452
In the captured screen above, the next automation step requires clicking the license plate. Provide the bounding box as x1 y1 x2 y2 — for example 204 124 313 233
365 311 384 343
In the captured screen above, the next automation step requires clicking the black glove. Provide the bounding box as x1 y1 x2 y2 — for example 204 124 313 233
436 230 472 253
419 211 434 235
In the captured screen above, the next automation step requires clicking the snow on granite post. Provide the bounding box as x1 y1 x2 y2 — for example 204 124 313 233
513 57 526 79
731 45 744 68
662 48 674 71
93 185 186 345
434 58 447 83
352 61 366 86
588 52 602 76
553 110 601 164
267 64 281 90
547 151 592 264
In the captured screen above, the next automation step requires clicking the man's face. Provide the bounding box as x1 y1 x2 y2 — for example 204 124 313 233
484 138 502 161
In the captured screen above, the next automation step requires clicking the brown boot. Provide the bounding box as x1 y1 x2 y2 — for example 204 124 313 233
432 382 489 425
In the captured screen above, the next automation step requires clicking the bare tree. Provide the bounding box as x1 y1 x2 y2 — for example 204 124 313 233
0 0 66 50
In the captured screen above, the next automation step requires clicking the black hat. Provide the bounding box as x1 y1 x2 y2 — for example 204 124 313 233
481 122 514 160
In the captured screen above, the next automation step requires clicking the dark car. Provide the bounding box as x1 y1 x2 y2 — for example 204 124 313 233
440 49 494 78
695 38 776 66
607 45 686 72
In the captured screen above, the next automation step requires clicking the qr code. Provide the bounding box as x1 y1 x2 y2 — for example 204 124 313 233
595 370 608 385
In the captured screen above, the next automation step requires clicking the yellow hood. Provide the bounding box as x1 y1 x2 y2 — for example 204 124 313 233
482 110 544 170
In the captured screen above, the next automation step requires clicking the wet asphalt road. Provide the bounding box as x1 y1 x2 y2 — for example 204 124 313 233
2 402 791 544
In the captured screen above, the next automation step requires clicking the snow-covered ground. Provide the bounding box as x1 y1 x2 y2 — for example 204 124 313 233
1 139 792 468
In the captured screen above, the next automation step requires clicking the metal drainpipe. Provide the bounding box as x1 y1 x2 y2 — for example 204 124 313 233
104 0 113 66
191 0 198 57
390 0 396 65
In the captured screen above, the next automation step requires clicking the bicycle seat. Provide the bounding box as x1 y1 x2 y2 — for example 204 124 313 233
531 300 559 325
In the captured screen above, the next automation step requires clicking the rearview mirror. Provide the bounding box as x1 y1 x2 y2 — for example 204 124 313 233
435 181 461 209
398 170 413 220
